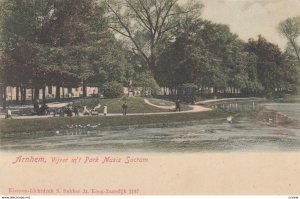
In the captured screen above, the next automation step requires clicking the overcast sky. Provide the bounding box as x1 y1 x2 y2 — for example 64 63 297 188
198 0 300 50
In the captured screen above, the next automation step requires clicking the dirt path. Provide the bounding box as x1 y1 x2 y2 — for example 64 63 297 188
143 99 212 113
1 99 212 119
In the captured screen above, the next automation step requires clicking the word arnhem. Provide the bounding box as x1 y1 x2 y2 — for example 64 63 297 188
12 155 46 164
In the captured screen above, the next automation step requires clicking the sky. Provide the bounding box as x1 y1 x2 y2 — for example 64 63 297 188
198 0 300 50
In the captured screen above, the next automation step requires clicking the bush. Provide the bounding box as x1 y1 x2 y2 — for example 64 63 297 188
102 82 124 98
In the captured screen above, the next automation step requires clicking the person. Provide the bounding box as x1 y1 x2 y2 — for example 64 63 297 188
65 105 73 117
175 99 181 112
5 109 12 119
103 105 107 116
83 106 90 115
122 102 128 116
39 103 49 115
73 106 79 116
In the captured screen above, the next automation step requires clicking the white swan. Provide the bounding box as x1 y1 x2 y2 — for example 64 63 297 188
227 115 233 123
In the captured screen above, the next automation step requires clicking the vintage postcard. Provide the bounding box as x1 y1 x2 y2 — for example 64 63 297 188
0 0 300 197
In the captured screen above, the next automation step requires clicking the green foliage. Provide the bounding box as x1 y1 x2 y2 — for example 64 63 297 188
0 0 126 95
133 71 160 95
278 16 300 65
102 82 124 98
246 36 293 96
105 0 204 71
156 21 235 91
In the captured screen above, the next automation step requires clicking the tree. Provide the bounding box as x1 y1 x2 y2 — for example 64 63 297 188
133 71 160 96
105 0 204 72
278 16 300 65
246 36 290 97
0 0 57 107
157 20 249 96
39 0 126 98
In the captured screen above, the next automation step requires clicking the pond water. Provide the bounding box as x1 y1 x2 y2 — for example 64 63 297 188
1 102 300 152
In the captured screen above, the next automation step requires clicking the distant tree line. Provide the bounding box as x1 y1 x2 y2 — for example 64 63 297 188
0 0 299 109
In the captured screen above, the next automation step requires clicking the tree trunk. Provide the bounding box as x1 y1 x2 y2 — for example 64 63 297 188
48 86 52 95
56 86 60 99
290 39 300 65
2 85 6 110
0 86 3 109
42 87 46 104
68 87 72 98
83 83 87 98
31 88 34 102
21 87 26 105
62 87 65 99
16 87 19 102
34 87 40 101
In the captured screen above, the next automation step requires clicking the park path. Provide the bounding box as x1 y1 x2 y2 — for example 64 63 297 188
1 99 212 119
1 97 265 120
143 99 211 113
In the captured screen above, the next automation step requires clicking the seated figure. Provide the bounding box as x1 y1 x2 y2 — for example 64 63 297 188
83 106 90 115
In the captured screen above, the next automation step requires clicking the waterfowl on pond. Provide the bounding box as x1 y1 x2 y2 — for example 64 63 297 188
227 115 233 123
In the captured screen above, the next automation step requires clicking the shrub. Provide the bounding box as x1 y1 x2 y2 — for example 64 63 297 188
102 82 124 98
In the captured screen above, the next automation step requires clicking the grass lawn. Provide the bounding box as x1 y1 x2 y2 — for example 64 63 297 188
0 110 227 134
147 98 175 106
146 98 192 111
274 95 300 103
72 97 191 113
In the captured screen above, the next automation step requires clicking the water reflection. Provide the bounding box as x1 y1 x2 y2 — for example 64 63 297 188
213 101 259 112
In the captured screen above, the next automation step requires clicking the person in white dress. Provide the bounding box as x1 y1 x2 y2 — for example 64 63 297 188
83 106 90 115
5 109 12 119
103 105 107 116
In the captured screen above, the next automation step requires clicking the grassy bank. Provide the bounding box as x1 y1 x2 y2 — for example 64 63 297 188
273 95 300 103
72 97 191 113
0 110 227 134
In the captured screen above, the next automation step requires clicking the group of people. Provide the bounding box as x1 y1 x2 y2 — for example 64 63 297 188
78 102 128 117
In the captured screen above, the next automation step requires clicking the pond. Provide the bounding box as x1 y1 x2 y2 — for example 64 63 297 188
1 102 299 152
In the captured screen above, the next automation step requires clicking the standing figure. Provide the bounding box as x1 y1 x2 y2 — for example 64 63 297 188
73 106 79 116
103 105 107 116
5 109 12 119
175 99 181 112
122 102 128 116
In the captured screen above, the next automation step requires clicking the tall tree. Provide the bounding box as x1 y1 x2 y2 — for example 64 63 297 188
105 0 203 72
0 0 56 107
246 36 289 97
278 16 300 65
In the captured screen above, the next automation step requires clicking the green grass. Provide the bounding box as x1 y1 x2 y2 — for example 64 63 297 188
273 95 300 103
72 96 192 113
147 98 175 106
0 111 227 134
146 97 192 111
73 97 170 113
